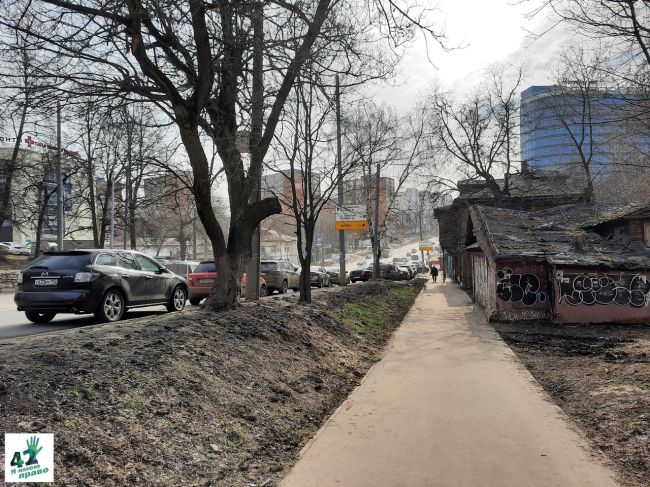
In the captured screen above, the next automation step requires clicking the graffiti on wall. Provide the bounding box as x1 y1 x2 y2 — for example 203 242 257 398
558 272 650 307
497 309 548 321
496 268 547 306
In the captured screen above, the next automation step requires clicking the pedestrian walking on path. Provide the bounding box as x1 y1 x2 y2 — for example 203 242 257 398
430 265 438 282
281 281 620 487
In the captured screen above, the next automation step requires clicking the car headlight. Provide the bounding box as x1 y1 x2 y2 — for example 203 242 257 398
74 272 100 283
17 272 23 284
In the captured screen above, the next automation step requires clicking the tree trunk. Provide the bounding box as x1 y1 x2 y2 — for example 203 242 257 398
87 158 99 247
179 233 187 260
0 102 28 229
299 263 312 303
175 119 281 310
298 234 313 303
129 198 137 249
34 186 49 259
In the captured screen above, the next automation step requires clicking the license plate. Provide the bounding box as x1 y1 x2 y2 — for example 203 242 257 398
199 278 214 284
34 279 58 287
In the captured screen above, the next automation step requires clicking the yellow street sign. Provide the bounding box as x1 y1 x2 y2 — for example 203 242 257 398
336 220 368 231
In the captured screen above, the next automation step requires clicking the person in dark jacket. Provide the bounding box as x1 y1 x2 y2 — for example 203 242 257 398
430 266 439 282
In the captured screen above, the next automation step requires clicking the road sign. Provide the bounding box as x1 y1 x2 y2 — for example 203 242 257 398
419 241 433 251
336 205 368 231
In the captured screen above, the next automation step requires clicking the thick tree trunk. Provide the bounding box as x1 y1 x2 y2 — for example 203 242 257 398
176 115 281 310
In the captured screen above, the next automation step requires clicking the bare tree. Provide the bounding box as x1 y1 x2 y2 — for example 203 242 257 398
541 46 612 202
427 64 524 198
344 103 429 276
0 25 51 232
267 72 357 303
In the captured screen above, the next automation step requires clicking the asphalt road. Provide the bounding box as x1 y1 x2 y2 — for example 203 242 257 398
0 285 340 340
0 293 201 340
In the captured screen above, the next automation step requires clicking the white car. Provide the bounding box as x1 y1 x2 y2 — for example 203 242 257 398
0 242 30 255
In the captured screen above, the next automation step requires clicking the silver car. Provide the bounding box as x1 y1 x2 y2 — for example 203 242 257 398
260 260 300 294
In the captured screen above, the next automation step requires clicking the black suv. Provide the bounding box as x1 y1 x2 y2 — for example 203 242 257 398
14 250 188 324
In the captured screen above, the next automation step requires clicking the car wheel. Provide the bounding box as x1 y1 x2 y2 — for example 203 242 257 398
25 311 56 324
95 289 125 323
260 285 267 297
166 286 187 312
189 298 202 306
279 280 288 294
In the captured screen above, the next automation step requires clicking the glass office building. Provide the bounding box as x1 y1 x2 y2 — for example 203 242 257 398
520 85 647 173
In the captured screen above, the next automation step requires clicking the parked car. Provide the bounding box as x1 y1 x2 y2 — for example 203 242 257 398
1 242 30 255
14 249 188 323
25 241 58 255
260 260 300 294
186 261 267 304
398 265 414 279
163 260 198 279
325 266 350 285
310 266 331 288
380 263 403 280
240 273 267 298
350 266 373 282
397 266 411 279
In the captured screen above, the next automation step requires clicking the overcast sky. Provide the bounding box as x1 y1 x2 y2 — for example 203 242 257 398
372 0 574 109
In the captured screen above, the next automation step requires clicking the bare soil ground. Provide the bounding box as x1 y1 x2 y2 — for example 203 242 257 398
0 279 423 486
492 321 650 487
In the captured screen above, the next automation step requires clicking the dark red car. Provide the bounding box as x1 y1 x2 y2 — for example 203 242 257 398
187 261 266 305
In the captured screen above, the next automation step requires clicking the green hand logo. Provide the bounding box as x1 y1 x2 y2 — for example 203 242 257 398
23 435 43 466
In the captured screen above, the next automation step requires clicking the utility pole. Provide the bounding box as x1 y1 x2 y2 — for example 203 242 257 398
56 100 64 250
373 162 380 278
336 75 347 285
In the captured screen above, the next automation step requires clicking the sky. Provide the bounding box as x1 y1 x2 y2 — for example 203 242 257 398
372 0 576 109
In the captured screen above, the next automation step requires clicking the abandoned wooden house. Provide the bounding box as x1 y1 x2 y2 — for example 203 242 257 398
434 169 588 287
467 203 650 324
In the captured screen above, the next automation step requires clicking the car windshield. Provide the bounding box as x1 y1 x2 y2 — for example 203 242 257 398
193 262 216 273
26 252 93 270
260 262 278 272
310 266 321 272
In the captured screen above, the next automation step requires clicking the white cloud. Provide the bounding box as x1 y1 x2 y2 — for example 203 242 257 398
369 0 577 109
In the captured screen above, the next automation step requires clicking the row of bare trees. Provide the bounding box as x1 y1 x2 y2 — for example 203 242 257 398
0 0 445 309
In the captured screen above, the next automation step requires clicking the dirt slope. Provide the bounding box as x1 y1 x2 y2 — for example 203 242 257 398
0 280 423 486
493 321 650 487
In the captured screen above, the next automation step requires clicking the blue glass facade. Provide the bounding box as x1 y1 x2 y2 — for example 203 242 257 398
520 85 646 173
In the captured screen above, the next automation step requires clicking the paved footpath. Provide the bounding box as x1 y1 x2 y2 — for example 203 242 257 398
280 280 620 487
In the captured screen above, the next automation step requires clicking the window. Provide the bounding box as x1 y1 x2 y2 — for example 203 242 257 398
95 253 117 266
194 262 216 273
28 252 92 270
261 262 278 272
117 252 138 270
135 254 161 273
645 222 650 246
